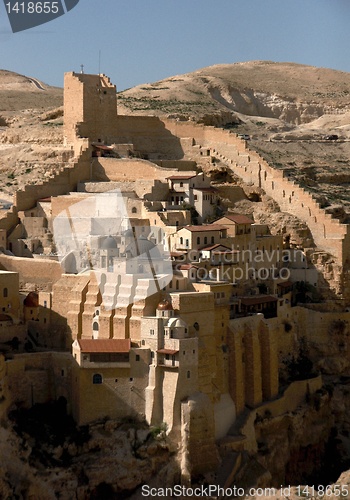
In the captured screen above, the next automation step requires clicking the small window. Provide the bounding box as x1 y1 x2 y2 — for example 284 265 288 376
136 354 140 361
187 371 191 379
129 377 133 382
3 288 8 298
180 182 183 187
93 373 102 384
44 300 47 308
132 207 137 214
61 369 65 377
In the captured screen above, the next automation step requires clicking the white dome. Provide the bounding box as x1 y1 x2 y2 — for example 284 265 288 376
166 317 187 329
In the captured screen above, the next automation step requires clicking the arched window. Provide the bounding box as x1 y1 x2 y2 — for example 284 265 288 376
180 237 183 245
3 288 8 298
132 207 137 214
93 321 99 331
92 373 102 384
180 182 183 187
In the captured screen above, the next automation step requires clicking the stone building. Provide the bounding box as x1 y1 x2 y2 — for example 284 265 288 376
1 70 349 482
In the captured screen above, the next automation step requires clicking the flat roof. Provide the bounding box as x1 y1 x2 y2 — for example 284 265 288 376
166 175 196 181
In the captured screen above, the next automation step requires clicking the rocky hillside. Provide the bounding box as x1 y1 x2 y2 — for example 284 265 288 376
118 61 350 216
0 70 62 111
1 63 350 212
118 61 350 123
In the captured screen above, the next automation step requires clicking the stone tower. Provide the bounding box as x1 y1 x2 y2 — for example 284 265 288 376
64 72 117 145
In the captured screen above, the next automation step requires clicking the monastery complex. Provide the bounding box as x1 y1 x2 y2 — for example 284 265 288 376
0 72 349 480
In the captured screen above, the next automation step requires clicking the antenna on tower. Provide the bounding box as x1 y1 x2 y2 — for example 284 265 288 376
80 64 84 74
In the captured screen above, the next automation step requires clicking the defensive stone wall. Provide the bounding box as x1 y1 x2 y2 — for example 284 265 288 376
1 352 73 418
163 119 350 266
0 208 19 235
14 148 91 212
114 116 185 159
92 157 191 183
237 374 323 454
0 254 62 290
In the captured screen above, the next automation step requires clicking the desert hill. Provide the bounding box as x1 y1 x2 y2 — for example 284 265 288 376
118 61 350 123
0 70 62 112
0 62 350 215
119 61 350 217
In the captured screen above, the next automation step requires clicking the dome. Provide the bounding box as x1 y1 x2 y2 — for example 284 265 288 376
123 228 134 238
166 317 187 329
125 235 157 257
24 291 39 308
157 299 173 311
101 236 117 250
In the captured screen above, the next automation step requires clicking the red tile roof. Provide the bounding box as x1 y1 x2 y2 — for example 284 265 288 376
277 280 294 288
157 349 178 355
170 251 187 257
77 339 131 353
91 143 114 151
177 264 199 270
200 244 231 251
183 225 227 232
240 296 277 306
217 214 254 225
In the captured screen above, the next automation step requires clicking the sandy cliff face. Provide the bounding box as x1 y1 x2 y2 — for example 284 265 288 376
0 406 176 499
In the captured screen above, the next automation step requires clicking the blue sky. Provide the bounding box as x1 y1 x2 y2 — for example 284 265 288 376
1 0 350 90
